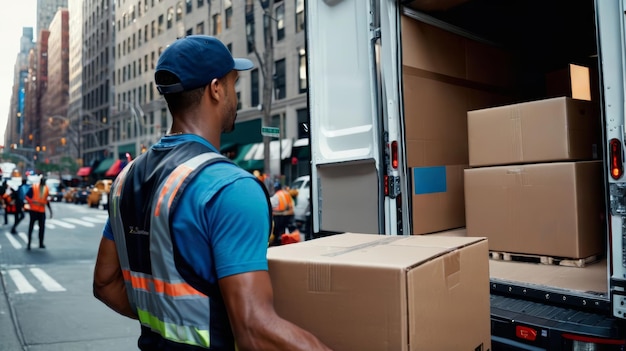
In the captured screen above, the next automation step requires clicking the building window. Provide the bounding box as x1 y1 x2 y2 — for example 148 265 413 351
144 24 149 41
186 0 192 13
298 47 307 93
186 28 192 36
196 21 204 34
176 1 183 21
237 92 242 110
151 20 156 37
197 0 203 8
158 15 164 34
225 1 232 29
246 0 255 53
246 15 255 53
296 0 304 33
167 7 174 28
226 43 232 52
251 69 259 107
276 4 285 41
213 13 222 35
275 59 286 100
297 108 309 139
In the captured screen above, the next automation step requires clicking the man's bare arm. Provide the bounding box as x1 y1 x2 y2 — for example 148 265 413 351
220 270 332 351
93 237 138 319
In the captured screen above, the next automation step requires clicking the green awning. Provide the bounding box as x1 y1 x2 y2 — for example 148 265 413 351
93 158 116 174
221 119 263 145
232 143 254 165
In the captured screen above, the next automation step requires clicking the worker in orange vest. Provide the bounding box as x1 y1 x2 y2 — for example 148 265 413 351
270 181 295 246
25 176 53 250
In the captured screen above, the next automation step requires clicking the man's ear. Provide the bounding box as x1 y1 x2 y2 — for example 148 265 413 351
208 78 222 101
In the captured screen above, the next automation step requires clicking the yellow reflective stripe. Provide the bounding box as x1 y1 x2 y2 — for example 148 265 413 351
137 308 210 348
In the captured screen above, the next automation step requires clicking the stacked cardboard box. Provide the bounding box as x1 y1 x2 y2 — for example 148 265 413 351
401 14 516 234
464 97 604 259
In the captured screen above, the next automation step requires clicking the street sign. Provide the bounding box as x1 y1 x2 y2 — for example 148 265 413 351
261 126 280 137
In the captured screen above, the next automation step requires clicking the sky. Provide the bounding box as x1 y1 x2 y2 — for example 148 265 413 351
0 0 37 147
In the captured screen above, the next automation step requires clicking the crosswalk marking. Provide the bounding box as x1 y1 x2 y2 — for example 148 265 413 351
82 216 108 224
30 268 66 292
5 232 22 249
46 219 76 229
64 218 95 227
7 269 36 294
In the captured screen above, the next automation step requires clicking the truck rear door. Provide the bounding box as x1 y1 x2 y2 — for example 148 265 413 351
596 0 626 320
306 0 401 235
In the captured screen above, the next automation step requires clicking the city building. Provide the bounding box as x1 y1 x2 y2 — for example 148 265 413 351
37 0 69 38
4 27 35 170
41 9 70 165
7 0 309 182
112 0 309 181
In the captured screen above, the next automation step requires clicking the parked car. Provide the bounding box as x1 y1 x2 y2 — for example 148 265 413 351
46 179 63 202
290 175 311 236
87 179 112 209
73 187 90 205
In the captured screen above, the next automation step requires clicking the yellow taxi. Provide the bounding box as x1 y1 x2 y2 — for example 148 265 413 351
87 179 113 209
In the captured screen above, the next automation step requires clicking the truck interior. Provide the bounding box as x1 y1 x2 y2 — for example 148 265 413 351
402 0 608 313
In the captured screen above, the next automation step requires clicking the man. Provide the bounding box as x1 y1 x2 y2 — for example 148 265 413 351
270 182 295 246
92 35 332 351
10 178 29 234
25 176 52 250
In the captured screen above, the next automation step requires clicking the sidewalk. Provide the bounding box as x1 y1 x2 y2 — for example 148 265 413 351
0 270 24 351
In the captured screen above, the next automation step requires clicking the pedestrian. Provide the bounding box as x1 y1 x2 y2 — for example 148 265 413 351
10 178 28 234
270 181 295 246
25 176 53 250
1 179 10 225
92 35 332 350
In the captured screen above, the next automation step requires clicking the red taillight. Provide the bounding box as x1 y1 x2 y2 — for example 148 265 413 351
610 138 623 180
515 326 538 341
391 141 398 169
562 333 626 345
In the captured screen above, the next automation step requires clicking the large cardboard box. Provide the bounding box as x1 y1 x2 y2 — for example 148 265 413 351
410 164 466 234
401 15 516 234
464 161 604 258
268 233 491 351
468 97 599 167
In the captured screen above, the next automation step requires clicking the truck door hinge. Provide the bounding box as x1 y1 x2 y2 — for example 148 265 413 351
610 183 626 216
388 174 401 199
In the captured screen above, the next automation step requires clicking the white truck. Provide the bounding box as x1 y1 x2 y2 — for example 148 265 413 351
306 0 626 349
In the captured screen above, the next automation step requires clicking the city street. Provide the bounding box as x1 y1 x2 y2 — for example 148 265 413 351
0 202 138 350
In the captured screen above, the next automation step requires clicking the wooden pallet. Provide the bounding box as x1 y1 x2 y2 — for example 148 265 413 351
489 251 600 268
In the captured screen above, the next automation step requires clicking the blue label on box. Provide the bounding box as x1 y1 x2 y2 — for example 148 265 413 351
413 166 447 195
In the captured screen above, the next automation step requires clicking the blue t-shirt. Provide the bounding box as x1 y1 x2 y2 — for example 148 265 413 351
102 134 270 283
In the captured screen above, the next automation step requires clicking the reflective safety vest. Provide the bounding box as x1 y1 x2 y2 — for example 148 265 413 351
109 142 271 350
272 189 294 216
27 184 48 213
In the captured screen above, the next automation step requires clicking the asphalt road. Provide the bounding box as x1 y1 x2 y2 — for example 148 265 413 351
0 202 139 350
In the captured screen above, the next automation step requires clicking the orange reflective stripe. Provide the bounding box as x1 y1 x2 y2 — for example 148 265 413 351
154 164 193 217
122 269 206 297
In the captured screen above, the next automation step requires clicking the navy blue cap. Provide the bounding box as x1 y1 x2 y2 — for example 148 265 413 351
155 35 254 94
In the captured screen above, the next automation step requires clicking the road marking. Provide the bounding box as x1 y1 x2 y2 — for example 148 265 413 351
5 232 22 249
7 269 36 294
63 218 95 227
46 219 76 229
30 268 66 292
82 216 108 223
